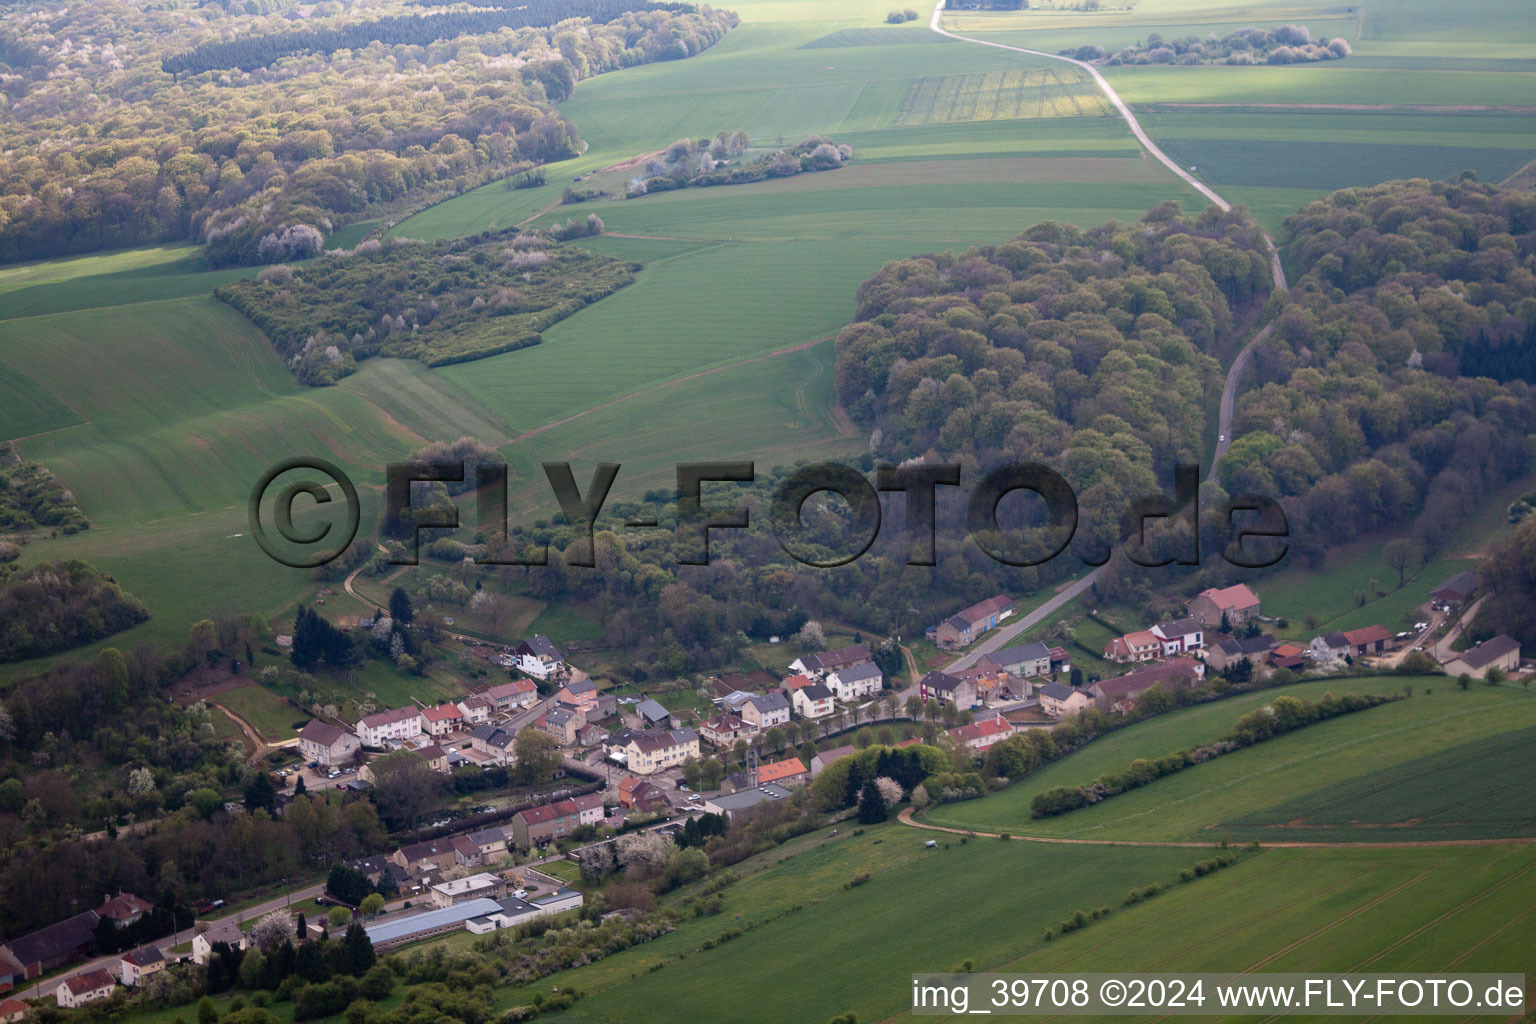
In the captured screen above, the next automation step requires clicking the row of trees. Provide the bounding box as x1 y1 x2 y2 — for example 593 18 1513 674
1071 25 1351 66
0 458 89 536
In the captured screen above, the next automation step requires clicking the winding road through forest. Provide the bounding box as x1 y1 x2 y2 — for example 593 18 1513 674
922 0 1288 674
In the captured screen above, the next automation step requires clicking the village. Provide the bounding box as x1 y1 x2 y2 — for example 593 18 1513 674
2 569 1526 1016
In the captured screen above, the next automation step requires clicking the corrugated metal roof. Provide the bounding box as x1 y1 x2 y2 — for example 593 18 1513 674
363 898 503 944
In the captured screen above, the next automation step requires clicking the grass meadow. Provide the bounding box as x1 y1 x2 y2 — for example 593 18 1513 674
921 675 1536 841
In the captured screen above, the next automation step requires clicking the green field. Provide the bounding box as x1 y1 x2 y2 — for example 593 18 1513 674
475 826 1536 1024
955 0 1536 230
216 684 304 741
921 675 1536 841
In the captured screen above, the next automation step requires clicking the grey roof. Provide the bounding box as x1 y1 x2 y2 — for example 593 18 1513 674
1454 634 1519 670
469 828 508 846
984 642 1050 668
1038 682 1077 700
494 896 540 918
564 678 597 695
801 682 834 701
1433 570 1477 599
364 898 503 945
1153 618 1201 637
920 670 963 692
1321 631 1349 646
545 707 576 727
519 635 561 660
635 698 669 722
707 784 793 813
747 691 789 713
833 661 882 682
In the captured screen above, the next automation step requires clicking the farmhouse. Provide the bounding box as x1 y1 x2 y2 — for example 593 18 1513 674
948 716 1014 751
1442 634 1520 679
516 635 565 680
356 706 424 747
1206 635 1275 672
1037 683 1092 718
191 921 248 964
55 968 114 1008
918 670 976 709
933 595 1013 649
825 661 883 701
0 910 100 980
981 641 1051 679
1090 659 1203 713
297 720 361 765
792 683 836 720
1103 629 1161 663
1309 631 1350 662
1270 644 1307 671
789 643 872 677
1343 625 1392 657
0 997 28 1023
1187 584 1261 628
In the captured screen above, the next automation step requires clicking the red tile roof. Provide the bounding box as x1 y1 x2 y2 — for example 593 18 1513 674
1198 584 1260 611
1343 625 1392 646
64 968 114 995
756 757 807 784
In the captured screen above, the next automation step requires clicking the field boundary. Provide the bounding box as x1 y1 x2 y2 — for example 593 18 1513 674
895 807 1536 849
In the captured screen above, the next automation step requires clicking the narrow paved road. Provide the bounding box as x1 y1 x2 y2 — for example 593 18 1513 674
930 0 1290 490
941 570 1104 676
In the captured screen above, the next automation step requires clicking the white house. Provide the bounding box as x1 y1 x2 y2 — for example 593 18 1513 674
297 721 361 766
1037 683 1092 718
1150 618 1204 656
791 683 835 720
825 661 883 702
56 969 115 1008
516 635 565 680
356 706 424 747
192 921 249 964
739 692 790 731
118 947 166 987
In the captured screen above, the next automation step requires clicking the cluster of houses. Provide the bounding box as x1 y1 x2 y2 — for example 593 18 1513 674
697 644 893 750
916 639 1074 710
927 595 1014 650
0 892 157 995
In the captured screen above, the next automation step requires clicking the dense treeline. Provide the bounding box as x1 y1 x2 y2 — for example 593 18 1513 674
1227 179 1536 560
0 457 89 536
0 560 148 662
162 1 698 75
1472 515 1536 646
835 203 1271 555
1070 24 1351 66
0 1 736 266
215 230 633 382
